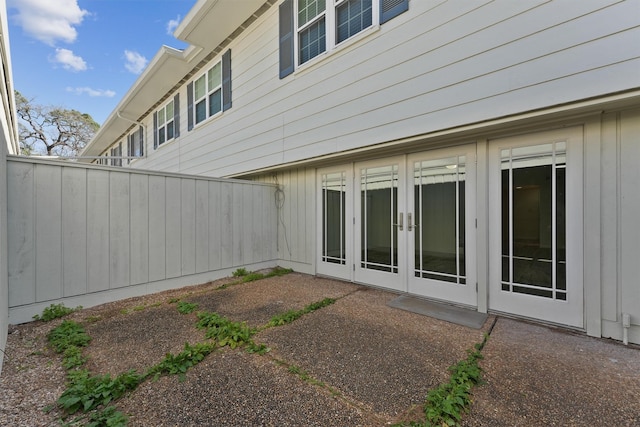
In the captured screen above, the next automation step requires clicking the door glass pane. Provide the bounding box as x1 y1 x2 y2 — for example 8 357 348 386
361 165 398 273
322 172 346 265
501 143 566 299
414 156 466 284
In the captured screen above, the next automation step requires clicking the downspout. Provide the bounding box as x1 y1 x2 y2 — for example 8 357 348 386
116 111 148 159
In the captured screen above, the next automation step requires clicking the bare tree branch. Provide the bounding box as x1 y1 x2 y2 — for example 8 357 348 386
15 90 100 157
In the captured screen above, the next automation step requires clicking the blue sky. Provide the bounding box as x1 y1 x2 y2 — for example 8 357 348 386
7 0 194 125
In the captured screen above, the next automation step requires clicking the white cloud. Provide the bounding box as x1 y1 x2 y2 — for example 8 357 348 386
166 15 180 35
8 0 89 46
52 48 87 71
66 87 116 98
124 50 148 75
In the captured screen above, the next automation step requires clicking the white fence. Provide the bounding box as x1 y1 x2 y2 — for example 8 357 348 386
6 157 278 323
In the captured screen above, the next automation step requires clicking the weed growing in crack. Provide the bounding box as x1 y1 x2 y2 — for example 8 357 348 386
288 364 325 387
58 369 142 415
147 342 216 381
48 321 91 355
62 405 128 427
394 334 489 427
196 312 255 348
176 301 198 314
267 298 335 327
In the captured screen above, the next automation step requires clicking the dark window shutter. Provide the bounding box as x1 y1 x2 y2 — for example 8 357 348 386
279 0 294 79
173 93 180 138
187 81 194 131
153 112 158 149
380 0 408 24
127 134 132 164
139 125 144 157
222 49 232 111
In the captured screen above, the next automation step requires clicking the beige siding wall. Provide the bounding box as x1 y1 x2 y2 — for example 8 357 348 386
125 0 639 178
6 158 278 324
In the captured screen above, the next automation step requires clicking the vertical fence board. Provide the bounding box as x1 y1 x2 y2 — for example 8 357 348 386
109 173 130 288
130 174 149 285
242 185 254 265
62 168 87 297
165 177 182 278
87 170 110 293
35 165 62 301
220 182 233 268
209 181 222 270
148 175 166 282
195 180 209 273
7 162 35 306
181 179 196 275
232 184 243 266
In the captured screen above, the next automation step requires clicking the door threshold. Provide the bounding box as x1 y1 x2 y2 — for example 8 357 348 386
388 295 488 329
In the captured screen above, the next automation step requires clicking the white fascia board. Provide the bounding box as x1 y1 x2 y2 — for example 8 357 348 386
175 0 265 48
82 44 205 157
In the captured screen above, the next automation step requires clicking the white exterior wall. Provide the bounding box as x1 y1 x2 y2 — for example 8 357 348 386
0 115 8 373
124 0 640 179
254 168 315 274
6 158 278 324
0 0 18 373
599 108 640 343
246 108 640 344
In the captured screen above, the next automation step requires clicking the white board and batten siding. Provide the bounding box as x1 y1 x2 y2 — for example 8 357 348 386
599 108 640 344
6 158 278 324
253 168 315 274
129 0 639 179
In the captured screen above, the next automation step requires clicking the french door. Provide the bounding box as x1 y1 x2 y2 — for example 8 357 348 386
353 157 407 291
488 128 583 327
407 146 477 307
318 146 477 307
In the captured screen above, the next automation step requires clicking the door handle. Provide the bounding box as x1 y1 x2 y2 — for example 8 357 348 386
393 212 404 231
408 212 412 231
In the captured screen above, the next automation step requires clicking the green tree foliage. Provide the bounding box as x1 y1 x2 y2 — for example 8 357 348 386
15 90 99 157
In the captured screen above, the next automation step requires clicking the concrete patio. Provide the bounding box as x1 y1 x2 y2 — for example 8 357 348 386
1 272 639 426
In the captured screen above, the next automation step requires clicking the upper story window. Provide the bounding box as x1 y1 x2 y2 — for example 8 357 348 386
187 49 232 131
153 95 180 149
127 126 144 163
279 0 407 78
110 142 122 167
195 62 222 124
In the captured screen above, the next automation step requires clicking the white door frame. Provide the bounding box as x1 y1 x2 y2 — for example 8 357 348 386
316 165 353 281
407 144 477 307
488 127 584 328
354 156 407 292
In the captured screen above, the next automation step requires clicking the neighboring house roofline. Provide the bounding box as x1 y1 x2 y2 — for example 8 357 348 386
81 0 271 159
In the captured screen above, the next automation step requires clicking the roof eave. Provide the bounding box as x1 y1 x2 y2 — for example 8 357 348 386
81 0 267 158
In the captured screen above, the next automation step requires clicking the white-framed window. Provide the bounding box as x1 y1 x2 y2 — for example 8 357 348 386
298 0 373 65
194 61 222 125
127 126 144 163
154 94 179 149
110 142 122 167
279 0 407 78
157 100 174 145
187 49 231 131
